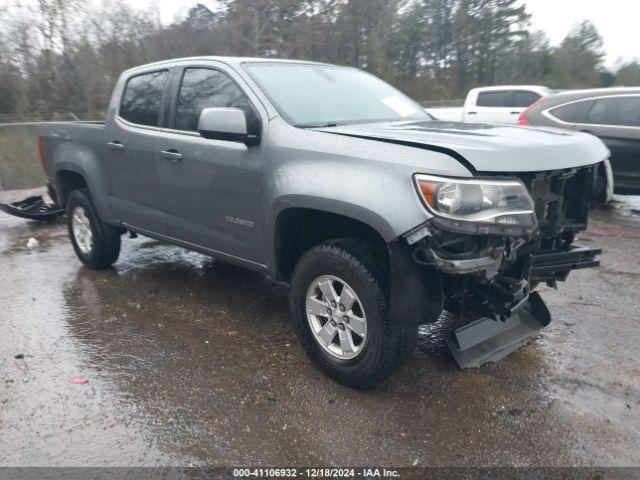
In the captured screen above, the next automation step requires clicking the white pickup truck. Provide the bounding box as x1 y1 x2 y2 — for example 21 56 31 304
428 85 553 124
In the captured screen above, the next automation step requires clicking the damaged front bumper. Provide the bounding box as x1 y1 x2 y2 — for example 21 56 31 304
401 222 601 368
395 164 603 368
402 219 601 367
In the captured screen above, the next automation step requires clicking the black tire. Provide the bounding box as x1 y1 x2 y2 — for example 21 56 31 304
66 188 121 269
290 239 417 389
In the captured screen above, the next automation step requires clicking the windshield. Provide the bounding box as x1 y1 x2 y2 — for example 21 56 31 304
244 62 430 127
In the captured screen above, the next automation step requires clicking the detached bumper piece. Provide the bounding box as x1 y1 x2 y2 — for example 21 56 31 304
445 246 601 369
447 292 551 369
0 195 64 221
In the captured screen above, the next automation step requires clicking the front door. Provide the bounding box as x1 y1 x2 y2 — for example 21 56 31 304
156 66 264 263
578 95 640 191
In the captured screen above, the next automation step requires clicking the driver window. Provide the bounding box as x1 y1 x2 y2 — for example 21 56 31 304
175 68 251 132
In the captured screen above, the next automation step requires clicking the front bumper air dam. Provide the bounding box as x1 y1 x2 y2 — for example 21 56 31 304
445 245 601 368
447 292 551 369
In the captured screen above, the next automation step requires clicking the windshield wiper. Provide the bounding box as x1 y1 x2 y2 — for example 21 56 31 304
295 122 342 129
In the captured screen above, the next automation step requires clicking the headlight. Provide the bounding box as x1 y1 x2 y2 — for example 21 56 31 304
414 174 537 235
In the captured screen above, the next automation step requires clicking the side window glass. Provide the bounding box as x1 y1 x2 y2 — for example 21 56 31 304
513 91 540 108
120 71 168 126
588 97 640 127
477 91 507 107
176 68 251 132
549 100 592 123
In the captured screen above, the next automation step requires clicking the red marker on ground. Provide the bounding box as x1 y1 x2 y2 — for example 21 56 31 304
70 377 89 385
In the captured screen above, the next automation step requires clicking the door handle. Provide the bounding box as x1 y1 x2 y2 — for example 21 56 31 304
467 111 477 115
160 149 183 162
510 111 520 114
107 141 124 151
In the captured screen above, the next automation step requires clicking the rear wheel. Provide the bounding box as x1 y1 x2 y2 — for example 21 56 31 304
290 239 417 389
66 189 121 269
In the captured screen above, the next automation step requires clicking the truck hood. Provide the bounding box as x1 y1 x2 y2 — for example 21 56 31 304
316 120 609 173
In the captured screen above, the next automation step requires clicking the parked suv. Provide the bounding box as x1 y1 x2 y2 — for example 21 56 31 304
519 87 640 194
38 57 606 388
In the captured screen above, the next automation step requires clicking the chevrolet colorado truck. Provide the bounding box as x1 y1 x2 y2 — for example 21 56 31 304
37 57 606 388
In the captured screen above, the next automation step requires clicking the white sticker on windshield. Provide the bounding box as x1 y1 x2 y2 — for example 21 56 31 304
381 96 419 117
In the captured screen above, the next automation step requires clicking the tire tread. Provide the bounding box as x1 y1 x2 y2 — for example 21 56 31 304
291 238 416 388
66 188 121 269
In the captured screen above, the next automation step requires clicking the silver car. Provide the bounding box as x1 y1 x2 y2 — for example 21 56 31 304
519 87 640 195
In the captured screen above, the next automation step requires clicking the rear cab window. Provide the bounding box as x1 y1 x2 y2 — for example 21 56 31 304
119 70 169 126
513 91 541 108
477 90 541 108
477 91 509 107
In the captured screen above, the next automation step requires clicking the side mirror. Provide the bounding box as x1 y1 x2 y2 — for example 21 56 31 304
198 107 248 143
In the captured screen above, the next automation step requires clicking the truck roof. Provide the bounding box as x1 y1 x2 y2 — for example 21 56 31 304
122 56 335 75
468 85 551 92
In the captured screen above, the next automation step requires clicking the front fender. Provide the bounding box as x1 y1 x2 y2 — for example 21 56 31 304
270 194 397 242
388 239 443 327
267 195 444 327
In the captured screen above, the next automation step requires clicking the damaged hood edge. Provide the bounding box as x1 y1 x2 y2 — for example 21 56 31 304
316 121 610 173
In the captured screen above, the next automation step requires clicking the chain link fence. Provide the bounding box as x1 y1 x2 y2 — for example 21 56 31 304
0 124 45 191
0 112 106 125
0 113 107 190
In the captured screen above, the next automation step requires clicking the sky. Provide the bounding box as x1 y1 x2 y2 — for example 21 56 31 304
525 0 639 68
131 0 639 69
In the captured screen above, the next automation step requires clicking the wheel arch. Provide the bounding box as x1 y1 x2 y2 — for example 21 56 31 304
271 203 443 328
55 169 87 207
53 163 117 225
272 205 389 282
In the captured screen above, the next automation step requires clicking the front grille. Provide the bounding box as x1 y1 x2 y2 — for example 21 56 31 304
516 164 596 241
531 176 550 198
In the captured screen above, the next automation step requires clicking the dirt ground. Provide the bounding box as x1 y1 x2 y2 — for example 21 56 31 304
0 187 639 467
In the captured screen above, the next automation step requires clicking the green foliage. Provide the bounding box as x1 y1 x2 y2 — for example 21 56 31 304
0 63 23 114
615 61 640 86
0 0 623 116
553 20 605 88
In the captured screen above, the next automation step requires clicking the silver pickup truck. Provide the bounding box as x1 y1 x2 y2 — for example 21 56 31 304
36 57 607 388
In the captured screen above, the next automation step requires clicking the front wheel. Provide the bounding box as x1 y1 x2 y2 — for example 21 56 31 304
290 240 417 389
66 188 121 269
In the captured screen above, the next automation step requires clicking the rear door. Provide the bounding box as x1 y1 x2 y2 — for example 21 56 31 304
156 64 265 263
580 95 640 191
104 69 171 233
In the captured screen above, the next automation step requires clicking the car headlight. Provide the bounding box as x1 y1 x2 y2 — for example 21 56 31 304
414 174 538 235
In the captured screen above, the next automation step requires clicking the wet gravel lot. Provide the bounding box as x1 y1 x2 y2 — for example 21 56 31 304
1 188 639 467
